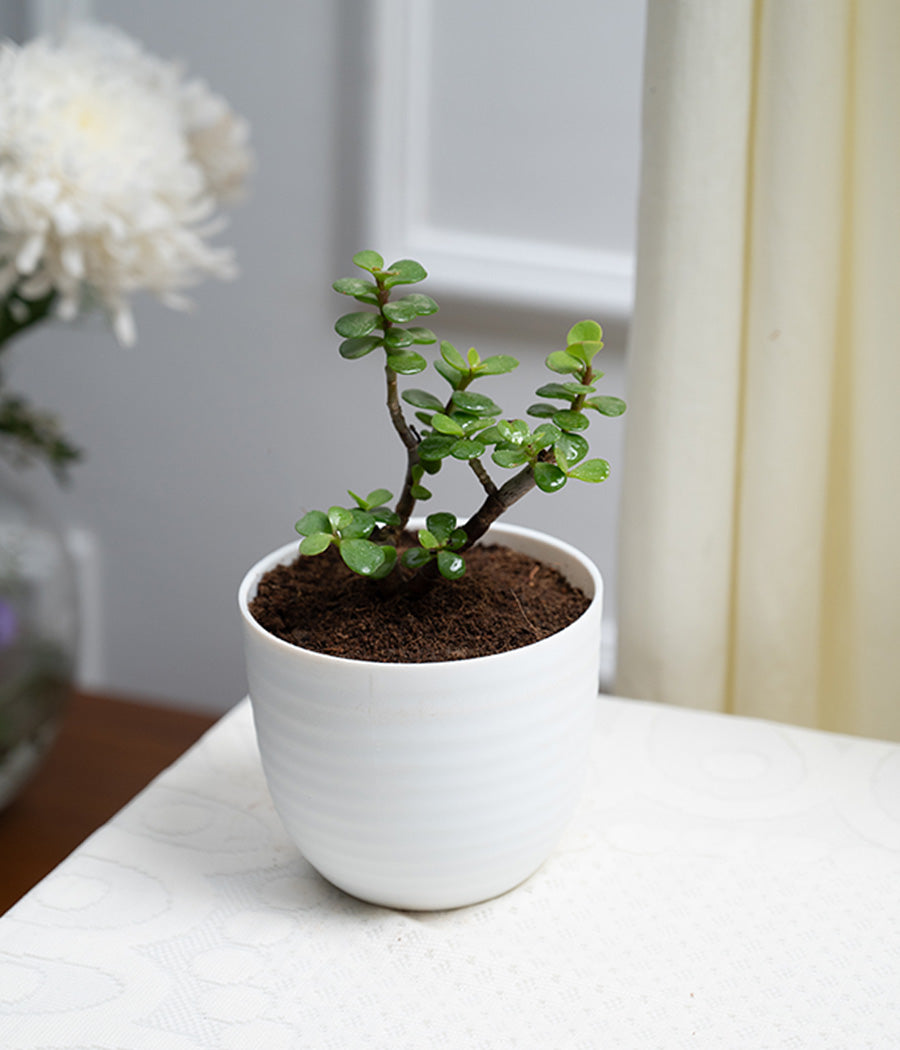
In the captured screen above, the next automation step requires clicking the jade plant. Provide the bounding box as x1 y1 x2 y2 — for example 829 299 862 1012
295 251 626 589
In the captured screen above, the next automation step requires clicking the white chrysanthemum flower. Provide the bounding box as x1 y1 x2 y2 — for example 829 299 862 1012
0 24 251 345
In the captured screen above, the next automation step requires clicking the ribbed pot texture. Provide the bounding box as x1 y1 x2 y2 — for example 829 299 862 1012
239 522 602 911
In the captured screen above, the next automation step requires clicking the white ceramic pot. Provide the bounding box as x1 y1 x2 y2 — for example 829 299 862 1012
239 522 602 911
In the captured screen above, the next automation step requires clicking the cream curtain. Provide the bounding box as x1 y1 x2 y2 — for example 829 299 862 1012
616 0 900 740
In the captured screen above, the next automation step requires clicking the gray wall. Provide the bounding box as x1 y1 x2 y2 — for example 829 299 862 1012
4 1 643 712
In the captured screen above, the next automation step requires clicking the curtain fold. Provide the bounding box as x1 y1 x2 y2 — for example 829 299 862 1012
616 0 900 740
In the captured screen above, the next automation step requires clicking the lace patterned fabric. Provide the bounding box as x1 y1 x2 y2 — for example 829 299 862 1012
1 696 898 1049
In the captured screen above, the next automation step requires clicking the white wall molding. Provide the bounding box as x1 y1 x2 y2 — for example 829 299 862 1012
366 0 642 321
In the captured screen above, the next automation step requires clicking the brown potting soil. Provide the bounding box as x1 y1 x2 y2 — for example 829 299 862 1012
249 541 590 663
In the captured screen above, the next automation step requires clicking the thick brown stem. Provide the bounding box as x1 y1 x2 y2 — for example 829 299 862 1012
393 457 419 531
461 462 538 548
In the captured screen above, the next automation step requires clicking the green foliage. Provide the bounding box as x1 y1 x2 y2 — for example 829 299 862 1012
297 252 626 587
400 512 468 580
0 394 81 480
0 290 81 480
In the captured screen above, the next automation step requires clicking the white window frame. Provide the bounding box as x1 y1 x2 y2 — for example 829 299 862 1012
365 0 637 320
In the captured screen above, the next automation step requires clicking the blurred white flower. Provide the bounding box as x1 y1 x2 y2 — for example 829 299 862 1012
0 23 251 346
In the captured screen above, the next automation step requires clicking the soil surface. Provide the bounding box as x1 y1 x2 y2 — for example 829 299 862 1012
249 542 590 663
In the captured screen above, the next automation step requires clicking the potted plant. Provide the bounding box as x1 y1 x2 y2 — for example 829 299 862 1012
239 251 626 910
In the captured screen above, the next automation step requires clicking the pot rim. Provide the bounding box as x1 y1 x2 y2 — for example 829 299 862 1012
238 520 602 672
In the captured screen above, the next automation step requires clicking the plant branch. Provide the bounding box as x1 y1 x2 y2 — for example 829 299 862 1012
468 456 498 497
461 461 538 549
377 283 420 533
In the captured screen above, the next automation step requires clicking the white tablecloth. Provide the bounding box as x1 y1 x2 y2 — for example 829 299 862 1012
1 696 898 1049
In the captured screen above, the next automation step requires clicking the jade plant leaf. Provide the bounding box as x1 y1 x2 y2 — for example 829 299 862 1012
382 259 427 288
584 395 627 417
533 462 567 493
299 531 332 555
568 458 611 483
296 510 330 536
353 250 384 272
477 354 519 376
402 389 444 411
335 312 378 338
339 336 381 360
437 550 466 580
340 538 388 575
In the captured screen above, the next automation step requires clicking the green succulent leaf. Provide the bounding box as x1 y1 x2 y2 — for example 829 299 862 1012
339 335 381 359
372 506 401 527
437 549 466 580
382 259 427 288
584 395 628 417
335 312 378 338
451 438 486 460
426 512 457 543
531 423 562 448
383 328 414 350
545 350 583 375
553 410 590 433
467 347 480 368
369 545 398 580
555 433 589 467
536 381 595 399
340 538 389 576
400 293 439 316
328 506 353 531
492 446 529 469
295 510 330 536
410 484 432 500
440 341 469 373
432 412 465 437
536 382 575 401
341 509 377 540
526 402 557 418
467 417 501 435
333 277 377 300
533 462 568 493
497 419 529 444
449 528 467 550
365 487 392 508
451 390 501 416
567 340 604 365
418 529 439 550
382 300 420 324
352 250 384 272
406 326 437 344
299 532 333 556
569 458 611 483
477 354 519 376
401 546 433 569
566 320 603 345
418 434 457 460
434 359 462 387
402 388 444 411
475 424 504 445
386 351 427 374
